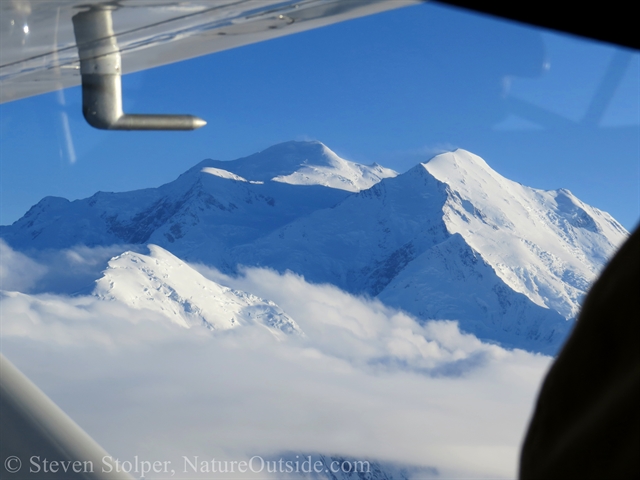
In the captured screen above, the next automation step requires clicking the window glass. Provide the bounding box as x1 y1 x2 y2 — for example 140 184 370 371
1 2 638 478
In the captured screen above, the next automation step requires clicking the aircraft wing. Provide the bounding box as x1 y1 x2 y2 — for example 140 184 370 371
0 0 420 104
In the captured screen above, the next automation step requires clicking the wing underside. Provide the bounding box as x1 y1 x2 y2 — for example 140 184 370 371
0 0 419 104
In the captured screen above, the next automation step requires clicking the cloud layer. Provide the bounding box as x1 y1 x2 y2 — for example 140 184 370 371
0 239 47 291
0 245 553 479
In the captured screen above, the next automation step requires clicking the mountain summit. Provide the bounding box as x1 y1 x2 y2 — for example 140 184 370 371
95 245 302 336
0 143 627 353
422 149 627 318
190 140 397 191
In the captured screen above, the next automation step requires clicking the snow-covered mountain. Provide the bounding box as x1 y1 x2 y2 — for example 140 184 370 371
205 140 397 191
0 141 627 353
94 244 302 336
0 142 390 268
229 150 627 352
423 150 627 319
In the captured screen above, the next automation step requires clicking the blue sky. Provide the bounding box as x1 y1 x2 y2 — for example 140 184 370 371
1 2 638 229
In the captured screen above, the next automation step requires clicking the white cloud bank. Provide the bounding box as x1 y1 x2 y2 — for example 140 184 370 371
0 245 553 479
0 239 47 291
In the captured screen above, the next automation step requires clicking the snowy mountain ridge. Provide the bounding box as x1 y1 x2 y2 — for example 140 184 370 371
198 140 398 191
94 244 302 336
423 150 627 319
0 141 628 353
